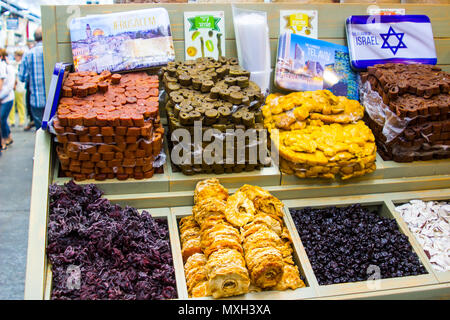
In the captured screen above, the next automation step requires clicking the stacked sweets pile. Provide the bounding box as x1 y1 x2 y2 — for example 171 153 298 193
179 178 305 299
161 57 268 175
262 90 377 180
53 71 164 181
361 63 450 162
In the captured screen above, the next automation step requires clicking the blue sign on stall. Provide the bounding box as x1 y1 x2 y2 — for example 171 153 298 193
6 18 19 30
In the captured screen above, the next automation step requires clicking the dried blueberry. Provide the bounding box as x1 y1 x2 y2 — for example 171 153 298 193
290 204 427 285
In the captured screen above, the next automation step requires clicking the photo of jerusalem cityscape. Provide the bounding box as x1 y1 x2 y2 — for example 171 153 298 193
70 9 175 73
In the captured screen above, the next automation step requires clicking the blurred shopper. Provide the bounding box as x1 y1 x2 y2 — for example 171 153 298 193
26 40 35 51
19 27 46 130
8 50 26 127
0 52 5 155
0 48 16 149
23 75 34 131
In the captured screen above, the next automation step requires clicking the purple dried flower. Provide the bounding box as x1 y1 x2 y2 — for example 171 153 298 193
47 181 177 300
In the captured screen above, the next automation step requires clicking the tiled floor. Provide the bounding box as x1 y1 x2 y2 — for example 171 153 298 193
0 124 36 300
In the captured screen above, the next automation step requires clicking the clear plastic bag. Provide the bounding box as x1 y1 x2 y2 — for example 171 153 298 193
232 6 271 95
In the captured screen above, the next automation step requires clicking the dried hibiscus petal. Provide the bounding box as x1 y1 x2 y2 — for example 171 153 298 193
46 180 177 300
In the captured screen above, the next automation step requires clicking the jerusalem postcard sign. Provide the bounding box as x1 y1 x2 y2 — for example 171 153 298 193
69 8 175 73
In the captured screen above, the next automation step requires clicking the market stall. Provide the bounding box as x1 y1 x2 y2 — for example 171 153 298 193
25 2 450 300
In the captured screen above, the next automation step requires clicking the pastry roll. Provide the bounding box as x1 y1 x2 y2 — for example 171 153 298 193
200 223 241 250
179 216 199 234
203 237 244 258
184 253 209 297
242 224 283 253
250 213 283 236
237 184 271 202
253 195 285 219
180 226 201 244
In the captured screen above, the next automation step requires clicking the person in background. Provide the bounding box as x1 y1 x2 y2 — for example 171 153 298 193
0 53 5 155
19 27 46 130
26 40 35 51
23 72 34 131
8 50 26 127
0 48 16 150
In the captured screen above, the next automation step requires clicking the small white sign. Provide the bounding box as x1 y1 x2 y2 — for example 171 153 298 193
279 10 318 39
184 11 225 60
367 8 406 15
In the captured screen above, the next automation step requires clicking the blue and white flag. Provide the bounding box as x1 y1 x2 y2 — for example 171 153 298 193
346 15 437 70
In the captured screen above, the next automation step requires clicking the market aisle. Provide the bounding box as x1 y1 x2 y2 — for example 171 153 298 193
0 126 36 300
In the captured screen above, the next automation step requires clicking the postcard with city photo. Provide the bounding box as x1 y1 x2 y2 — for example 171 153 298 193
69 8 175 73
275 33 359 100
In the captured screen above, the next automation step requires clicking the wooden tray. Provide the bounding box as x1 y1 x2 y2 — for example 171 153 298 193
31 187 450 300
42 208 187 300
282 197 438 298
170 206 318 299
388 195 450 284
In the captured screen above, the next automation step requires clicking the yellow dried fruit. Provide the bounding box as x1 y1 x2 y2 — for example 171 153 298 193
205 40 214 52
262 90 377 180
187 46 197 57
191 31 200 41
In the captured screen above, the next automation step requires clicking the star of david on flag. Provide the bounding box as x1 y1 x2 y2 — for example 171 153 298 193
380 26 407 55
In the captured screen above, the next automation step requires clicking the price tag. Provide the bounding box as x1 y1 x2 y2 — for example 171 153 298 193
367 8 406 15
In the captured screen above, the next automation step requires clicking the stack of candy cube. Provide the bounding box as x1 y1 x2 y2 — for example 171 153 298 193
53 71 164 181
361 63 450 162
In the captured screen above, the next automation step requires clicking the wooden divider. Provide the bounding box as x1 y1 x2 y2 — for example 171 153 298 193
41 3 450 93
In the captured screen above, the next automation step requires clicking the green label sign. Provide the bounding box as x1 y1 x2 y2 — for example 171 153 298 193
188 15 221 32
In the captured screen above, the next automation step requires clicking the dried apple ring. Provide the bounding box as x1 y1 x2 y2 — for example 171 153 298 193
225 191 256 227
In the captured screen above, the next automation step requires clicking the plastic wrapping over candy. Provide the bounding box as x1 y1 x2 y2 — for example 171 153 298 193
51 71 165 181
360 63 450 162
262 90 377 180
360 80 409 143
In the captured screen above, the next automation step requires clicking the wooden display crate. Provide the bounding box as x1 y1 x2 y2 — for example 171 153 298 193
29 185 450 300
41 208 187 300
387 194 450 284
25 2 450 300
170 206 318 299
282 197 438 298
40 2 450 196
